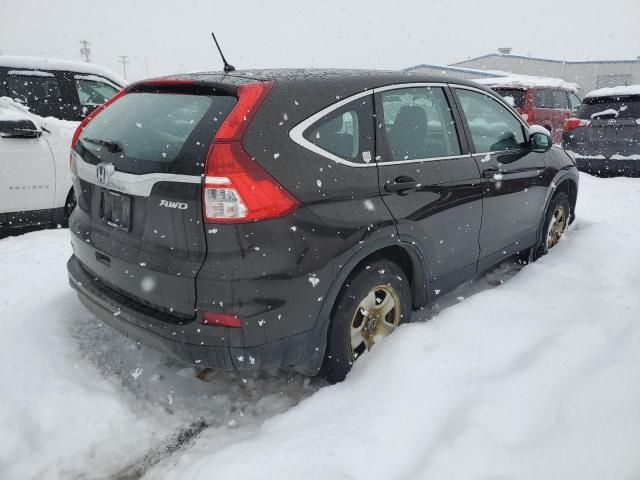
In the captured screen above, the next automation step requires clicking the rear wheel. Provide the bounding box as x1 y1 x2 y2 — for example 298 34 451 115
319 259 411 383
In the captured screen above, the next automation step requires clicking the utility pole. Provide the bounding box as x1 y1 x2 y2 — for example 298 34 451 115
79 39 91 62
117 55 130 79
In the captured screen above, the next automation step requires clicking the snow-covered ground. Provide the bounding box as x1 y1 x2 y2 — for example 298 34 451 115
1 174 640 480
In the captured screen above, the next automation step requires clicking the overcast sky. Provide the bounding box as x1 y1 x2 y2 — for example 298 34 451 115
2 0 639 81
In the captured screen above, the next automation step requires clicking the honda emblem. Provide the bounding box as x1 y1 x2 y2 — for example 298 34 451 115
96 162 115 185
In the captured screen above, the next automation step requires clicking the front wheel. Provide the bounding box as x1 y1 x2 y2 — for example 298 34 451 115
319 259 411 383
534 191 570 260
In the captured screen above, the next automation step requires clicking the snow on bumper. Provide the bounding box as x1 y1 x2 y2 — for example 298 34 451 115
67 255 323 373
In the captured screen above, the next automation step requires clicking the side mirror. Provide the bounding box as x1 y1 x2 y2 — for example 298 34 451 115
529 125 552 152
0 119 42 139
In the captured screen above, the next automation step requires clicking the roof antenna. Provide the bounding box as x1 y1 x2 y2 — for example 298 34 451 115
211 32 235 73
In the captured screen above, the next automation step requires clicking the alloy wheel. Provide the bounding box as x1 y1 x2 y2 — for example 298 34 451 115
350 285 401 359
546 205 567 249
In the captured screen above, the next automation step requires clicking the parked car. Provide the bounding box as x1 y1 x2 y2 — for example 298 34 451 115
0 55 125 120
562 85 640 176
477 76 581 145
0 56 124 231
66 70 579 383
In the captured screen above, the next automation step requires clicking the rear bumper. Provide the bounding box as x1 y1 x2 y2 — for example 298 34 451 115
563 134 640 176
68 255 325 374
573 155 640 177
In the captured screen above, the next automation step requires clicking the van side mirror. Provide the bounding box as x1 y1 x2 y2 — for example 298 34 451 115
0 119 42 139
528 125 552 152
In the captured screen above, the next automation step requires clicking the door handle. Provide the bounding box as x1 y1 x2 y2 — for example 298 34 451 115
384 176 418 195
482 167 501 179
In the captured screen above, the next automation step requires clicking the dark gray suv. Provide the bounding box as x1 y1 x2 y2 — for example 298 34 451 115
67 69 578 382
563 86 640 176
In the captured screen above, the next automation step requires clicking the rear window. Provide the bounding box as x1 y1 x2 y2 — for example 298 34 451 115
76 91 236 175
493 88 525 109
576 96 640 120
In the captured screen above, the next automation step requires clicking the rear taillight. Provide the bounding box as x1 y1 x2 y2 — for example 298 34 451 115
521 110 532 124
70 88 127 165
202 311 241 328
635 119 640 125
203 81 298 223
564 118 591 131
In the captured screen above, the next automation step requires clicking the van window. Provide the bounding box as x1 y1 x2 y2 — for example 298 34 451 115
5 72 63 117
534 89 554 108
74 76 120 108
493 88 525 109
552 90 569 109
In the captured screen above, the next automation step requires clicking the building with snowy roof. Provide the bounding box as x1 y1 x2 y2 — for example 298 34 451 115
439 51 640 95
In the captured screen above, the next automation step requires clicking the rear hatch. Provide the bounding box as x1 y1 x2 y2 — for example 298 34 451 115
70 81 236 318
574 95 640 153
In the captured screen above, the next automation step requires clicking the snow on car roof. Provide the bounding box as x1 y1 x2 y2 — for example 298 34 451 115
585 85 640 99
474 74 579 92
0 55 126 87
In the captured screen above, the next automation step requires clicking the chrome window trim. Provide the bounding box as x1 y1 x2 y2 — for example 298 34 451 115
378 153 474 166
289 82 478 168
289 89 374 168
288 81 534 167
373 82 448 93
73 151 201 197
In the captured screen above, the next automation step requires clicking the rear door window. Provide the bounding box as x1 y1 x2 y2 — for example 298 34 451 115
380 87 461 161
76 91 236 175
302 95 374 163
5 71 64 117
534 89 554 108
552 90 569 109
455 88 526 153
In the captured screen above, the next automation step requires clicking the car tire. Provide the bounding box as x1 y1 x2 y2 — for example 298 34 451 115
319 258 411 383
532 191 570 260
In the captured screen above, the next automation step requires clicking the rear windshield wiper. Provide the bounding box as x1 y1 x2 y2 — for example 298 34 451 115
81 137 124 153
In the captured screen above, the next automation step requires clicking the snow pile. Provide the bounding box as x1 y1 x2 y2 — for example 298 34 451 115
0 96 77 132
0 96 78 150
1 175 640 479
585 85 640 99
475 74 579 91
0 55 125 86
149 174 640 480
590 108 620 118
0 231 317 479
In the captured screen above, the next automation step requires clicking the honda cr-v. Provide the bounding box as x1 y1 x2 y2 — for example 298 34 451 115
67 70 579 382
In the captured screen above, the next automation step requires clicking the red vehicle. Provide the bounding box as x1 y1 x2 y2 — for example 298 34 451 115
478 77 582 144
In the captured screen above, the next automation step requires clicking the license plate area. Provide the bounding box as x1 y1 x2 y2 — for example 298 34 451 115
100 190 131 231
589 126 630 142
